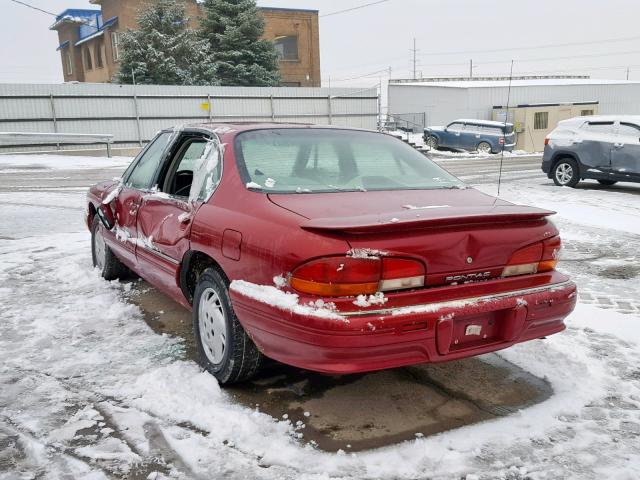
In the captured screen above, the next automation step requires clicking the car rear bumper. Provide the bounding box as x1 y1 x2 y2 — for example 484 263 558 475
230 275 577 374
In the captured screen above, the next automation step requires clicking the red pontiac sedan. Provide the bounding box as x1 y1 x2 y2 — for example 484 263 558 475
87 123 577 384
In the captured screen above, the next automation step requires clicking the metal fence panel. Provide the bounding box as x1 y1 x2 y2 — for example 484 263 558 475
0 84 379 153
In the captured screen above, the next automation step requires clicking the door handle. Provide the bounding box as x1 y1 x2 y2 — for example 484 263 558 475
614 143 624 148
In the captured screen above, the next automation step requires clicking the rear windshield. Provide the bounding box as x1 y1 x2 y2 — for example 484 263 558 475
235 129 466 193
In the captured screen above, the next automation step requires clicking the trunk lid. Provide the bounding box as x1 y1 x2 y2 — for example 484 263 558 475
269 189 557 282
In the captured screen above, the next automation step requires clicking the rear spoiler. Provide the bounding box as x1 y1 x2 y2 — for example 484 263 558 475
301 205 555 234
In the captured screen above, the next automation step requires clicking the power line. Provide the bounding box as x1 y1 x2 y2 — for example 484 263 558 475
320 0 391 18
8 0 98 29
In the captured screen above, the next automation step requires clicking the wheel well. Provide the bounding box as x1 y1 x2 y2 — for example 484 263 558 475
180 251 228 304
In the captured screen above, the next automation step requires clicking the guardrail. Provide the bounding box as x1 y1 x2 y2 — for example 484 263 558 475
0 132 114 157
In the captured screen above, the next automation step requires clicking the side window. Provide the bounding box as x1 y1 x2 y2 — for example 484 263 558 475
464 124 482 134
618 122 640 139
447 122 463 133
125 132 171 190
581 122 614 135
161 137 209 197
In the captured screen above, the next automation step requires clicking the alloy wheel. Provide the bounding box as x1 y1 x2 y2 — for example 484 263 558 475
93 225 106 271
555 162 573 185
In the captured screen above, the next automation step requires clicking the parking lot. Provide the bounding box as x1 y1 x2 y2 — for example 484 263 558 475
1 152 639 479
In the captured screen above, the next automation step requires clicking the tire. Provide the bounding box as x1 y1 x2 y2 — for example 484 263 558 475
597 179 617 186
552 158 580 187
477 141 493 154
193 268 263 384
425 135 439 150
91 215 128 281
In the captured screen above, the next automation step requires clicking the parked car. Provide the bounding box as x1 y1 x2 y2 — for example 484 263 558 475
88 123 576 384
542 115 640 187
424 119 515 154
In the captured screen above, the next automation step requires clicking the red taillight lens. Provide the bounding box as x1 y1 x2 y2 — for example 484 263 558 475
544 137 550 146
290 256 425 297
499 137 505 145
503 236 561 277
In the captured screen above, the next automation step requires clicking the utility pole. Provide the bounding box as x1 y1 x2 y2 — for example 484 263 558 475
626 67 630 80
470 59 473 79
411 38 417 80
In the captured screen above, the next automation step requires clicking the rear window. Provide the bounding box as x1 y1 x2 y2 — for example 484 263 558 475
235 129 466 193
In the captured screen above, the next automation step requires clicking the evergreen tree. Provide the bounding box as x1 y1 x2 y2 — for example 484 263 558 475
199 0 280 86
116 0 218 85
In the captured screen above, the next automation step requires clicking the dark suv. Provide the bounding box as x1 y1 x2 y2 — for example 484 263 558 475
542 115 640 187
424 119 515 154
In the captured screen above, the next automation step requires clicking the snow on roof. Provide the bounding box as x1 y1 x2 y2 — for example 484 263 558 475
50 9 100 30
561 114 640 125
453 118 513 127
390 78 640 88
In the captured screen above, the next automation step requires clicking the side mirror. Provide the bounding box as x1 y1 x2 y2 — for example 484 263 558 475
96 204 116 230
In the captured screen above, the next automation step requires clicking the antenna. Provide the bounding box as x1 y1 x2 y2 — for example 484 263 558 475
496 60 514 198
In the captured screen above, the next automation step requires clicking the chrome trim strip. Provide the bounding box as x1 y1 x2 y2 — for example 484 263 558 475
138 245 180 265
341 280 574 317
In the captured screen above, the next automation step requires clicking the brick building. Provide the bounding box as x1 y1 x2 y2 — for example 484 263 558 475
51 1 320 86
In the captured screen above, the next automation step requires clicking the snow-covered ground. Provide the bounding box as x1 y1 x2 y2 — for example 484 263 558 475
1 154 639 479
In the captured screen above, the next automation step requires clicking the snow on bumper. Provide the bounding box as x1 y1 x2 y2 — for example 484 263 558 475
230 278 577 374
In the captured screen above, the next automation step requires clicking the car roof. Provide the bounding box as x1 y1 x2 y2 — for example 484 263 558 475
561 115 640 125
180 122 373 136
451 119 514 127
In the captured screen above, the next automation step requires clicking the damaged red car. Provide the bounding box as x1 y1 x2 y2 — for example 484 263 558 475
87 123 577 384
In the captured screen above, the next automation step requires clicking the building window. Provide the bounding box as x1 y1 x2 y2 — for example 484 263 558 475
274 35 298 61
581 109 594 116
84 47 93 70
534 112 548 130
111 31 120 62
62 50 73 75
95 40 104 68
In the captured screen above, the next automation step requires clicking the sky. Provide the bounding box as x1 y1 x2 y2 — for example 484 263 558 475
2 0 640 87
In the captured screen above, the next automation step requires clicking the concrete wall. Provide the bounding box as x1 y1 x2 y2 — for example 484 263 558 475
0 83 378 153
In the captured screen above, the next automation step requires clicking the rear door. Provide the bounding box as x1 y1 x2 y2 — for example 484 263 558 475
134 131 220 295
611 122 640 176
576 121 615 169
104 131 173 266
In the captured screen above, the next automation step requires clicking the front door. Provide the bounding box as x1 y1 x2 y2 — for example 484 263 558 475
611 122 640 176
134 132 219 300
103 131 173 265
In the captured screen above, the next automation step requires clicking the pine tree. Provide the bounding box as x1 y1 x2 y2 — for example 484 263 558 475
199 0 280 86
115 0 218 85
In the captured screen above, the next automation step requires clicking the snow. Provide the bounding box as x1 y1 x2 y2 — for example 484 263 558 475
353 292 388 308
391 78 640 88
230 279 344 321
0 154 131 171
1 154 640 479
347 248 388 259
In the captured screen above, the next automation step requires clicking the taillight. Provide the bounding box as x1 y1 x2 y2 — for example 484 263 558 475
502 236 561 277
290 256 425 297
499 137 505 145
544 137 550 146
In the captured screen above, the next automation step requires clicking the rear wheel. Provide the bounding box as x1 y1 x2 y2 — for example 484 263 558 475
477 141 492 154
91 215 127 280
425 135 438 150
193 268 263 384
552 158 580 187
597 179 617 186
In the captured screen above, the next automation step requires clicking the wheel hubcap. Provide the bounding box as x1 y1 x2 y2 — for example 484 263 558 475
198 287 227 364
478 143 491 154
94 225 106 271
556 163 573 185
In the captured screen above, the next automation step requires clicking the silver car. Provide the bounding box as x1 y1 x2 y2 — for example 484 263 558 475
542 115 640 187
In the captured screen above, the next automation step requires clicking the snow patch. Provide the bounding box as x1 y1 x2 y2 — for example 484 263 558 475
347 248 388 259
353 292 388 308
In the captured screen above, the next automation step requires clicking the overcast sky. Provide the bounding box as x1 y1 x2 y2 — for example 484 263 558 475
2 0 640 87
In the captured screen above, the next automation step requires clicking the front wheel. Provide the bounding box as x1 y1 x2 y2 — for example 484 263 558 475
552 158 580 187
193 268 263 384
91 215 127 280
425 135 438 150
597 179 617 186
